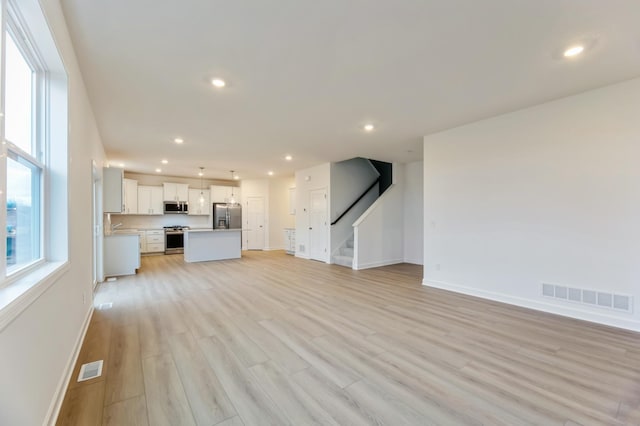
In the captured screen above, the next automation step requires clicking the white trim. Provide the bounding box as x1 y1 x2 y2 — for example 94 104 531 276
403 257 423 265
354 258 404 270
423 279 640 332
0 261 68 331
45 306 93 426
352 183 396 227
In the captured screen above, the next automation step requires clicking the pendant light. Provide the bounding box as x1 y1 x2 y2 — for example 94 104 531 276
228 170 237 206
198 167 205 205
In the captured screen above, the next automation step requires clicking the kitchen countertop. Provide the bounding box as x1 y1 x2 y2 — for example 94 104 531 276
186 228 242 233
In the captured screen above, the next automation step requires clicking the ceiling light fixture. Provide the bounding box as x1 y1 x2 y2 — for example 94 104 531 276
268 171 274 176
563 45 584 57
155 168 162 173
364 124 374 132
161 159 168 164
199 167 205 205
211 78 226 88
228 171 238 206
174 138 184 144
285 155 292 161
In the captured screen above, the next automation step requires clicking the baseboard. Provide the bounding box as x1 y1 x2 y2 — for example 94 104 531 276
403 257 423 265
423 279 640 332
45 305 94 426
355 258 404 270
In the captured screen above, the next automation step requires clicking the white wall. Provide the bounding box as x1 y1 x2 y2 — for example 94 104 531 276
295 163 330 259
423 77 640 331
404 161 423 264
330 158 379 255
0 0 106 424
353 164 405 269
268 176 295 250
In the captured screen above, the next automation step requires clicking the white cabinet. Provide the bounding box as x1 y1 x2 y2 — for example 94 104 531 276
144 229 165 253
103 167 124 213
210 185 241 203
188 189 211 215
284 228 296 255
163 182 189 202
137 230 146 252
123 178 138 214
104 234 140 276
138 186 164 215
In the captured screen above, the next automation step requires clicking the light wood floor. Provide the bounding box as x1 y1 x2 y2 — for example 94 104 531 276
56 251 640 425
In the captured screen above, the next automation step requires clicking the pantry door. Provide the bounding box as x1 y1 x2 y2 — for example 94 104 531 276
246 196 265 250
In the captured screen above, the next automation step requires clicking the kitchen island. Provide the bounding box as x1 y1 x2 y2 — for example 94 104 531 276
183 228 241 263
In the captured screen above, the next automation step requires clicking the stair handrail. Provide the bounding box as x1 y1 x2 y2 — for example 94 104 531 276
330 177 380 226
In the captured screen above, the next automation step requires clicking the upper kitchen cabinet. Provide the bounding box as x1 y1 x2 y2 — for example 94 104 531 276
188 189 210 215
138 186 164 215
123 178 138 214
210 185 241 203
103 167 124 213
163 182 189 202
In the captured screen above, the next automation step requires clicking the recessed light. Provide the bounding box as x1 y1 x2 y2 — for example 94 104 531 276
118 163 125 168
563 45 584 57
161 159 168 164
155 168 162 173
174 138 184 144
211 78 226 88
285 155 293 161
364 124 374 132
268 171 274 176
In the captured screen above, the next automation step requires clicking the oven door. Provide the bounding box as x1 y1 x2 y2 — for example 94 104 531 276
165 231 184 254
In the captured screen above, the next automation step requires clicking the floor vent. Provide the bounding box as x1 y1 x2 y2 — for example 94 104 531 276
78 360 103 382
98 302 113 310
542 283 632 313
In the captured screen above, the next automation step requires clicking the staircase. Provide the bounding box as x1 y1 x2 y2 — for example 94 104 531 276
332 235 354 268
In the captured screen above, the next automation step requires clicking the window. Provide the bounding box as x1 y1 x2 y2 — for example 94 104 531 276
0 0 67 296
3 21 44 277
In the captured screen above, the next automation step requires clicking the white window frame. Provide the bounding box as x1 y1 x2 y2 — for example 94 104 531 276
2 2 47 284
0 0 69 331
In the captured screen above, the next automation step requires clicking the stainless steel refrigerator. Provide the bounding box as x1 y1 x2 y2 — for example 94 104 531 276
213 203 242 229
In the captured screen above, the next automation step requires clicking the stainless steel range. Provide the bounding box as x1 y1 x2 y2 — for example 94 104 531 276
164 226 190 254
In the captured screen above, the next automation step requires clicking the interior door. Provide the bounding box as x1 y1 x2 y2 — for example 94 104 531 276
308 188 328 262
92 161 102 287
247 197 265 250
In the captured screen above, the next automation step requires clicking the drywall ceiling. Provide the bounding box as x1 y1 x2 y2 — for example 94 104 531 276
60 0 640 180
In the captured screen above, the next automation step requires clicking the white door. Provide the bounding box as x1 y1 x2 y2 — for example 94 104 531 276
246 197 265 250
308 188 328 262
92 161 102 288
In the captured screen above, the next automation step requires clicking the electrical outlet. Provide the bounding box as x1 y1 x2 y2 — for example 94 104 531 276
436 264 441 271
82 292 86 304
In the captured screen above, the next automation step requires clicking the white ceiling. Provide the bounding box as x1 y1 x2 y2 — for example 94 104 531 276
60 0 640 180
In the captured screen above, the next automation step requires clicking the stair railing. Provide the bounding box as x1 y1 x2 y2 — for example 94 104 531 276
330 178 380 226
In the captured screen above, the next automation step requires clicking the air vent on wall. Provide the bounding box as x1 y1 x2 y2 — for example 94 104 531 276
78 360 103 382
541 283 632 313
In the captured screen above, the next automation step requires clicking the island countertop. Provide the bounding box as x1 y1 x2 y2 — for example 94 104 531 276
186 228 242 233
184 228 241 262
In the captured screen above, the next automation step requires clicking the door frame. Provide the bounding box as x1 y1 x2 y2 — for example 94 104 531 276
308 187 328 262
246 196 265 250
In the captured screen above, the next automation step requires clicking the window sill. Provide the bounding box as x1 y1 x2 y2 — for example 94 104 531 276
0 261 70 332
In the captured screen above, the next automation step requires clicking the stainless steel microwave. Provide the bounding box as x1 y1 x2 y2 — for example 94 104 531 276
163 201 188 214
